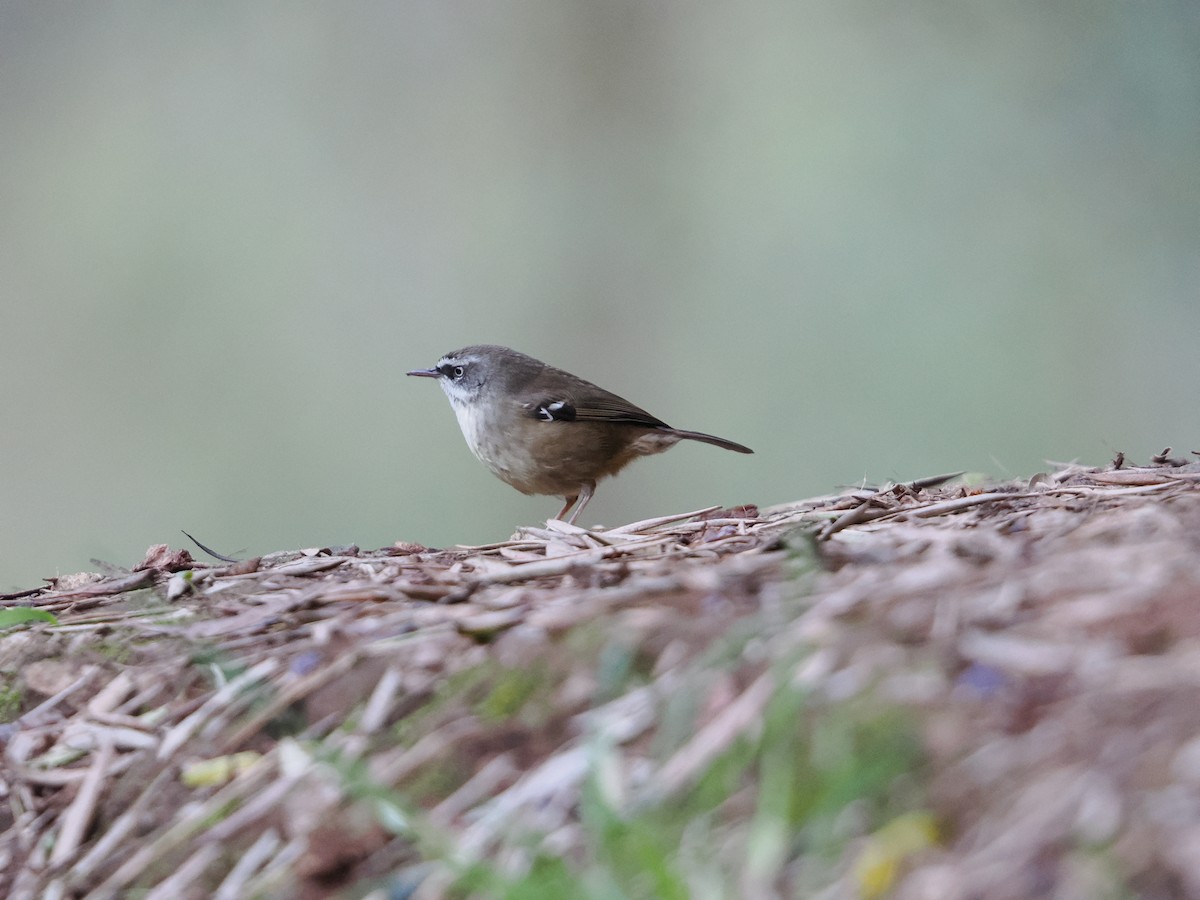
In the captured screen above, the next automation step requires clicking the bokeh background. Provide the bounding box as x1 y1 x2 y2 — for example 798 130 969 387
1 2 1197 589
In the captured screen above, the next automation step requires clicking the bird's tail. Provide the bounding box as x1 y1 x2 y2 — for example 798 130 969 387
669 428 754 454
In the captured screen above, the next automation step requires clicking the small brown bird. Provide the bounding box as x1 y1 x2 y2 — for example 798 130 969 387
408 344 753 524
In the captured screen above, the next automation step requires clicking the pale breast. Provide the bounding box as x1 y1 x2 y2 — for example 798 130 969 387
450 399 545 493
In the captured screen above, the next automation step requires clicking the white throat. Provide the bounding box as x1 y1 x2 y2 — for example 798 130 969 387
444 388 489 459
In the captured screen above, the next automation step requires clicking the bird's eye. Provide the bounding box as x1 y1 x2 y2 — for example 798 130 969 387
452 365 465 379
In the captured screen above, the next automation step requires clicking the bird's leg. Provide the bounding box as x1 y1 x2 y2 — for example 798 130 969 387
565 482 595 526
554 494 578 522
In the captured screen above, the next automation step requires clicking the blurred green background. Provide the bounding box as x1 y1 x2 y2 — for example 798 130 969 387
1 2 1197 588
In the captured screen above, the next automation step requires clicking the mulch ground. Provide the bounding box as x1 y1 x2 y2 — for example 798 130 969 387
2 457 1199 899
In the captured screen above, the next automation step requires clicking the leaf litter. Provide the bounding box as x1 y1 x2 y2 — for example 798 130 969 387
1 457 1199 897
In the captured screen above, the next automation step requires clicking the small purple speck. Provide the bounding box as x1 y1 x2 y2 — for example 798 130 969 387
957 663 1009 697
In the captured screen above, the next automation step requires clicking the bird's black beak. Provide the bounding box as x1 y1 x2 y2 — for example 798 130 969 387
406 367 440 378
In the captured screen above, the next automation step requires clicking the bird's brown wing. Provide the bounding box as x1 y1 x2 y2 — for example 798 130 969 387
523 376 671 430
570 390 671 427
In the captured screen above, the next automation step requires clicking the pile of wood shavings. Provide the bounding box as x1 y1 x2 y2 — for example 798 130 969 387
1 459 1199 899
